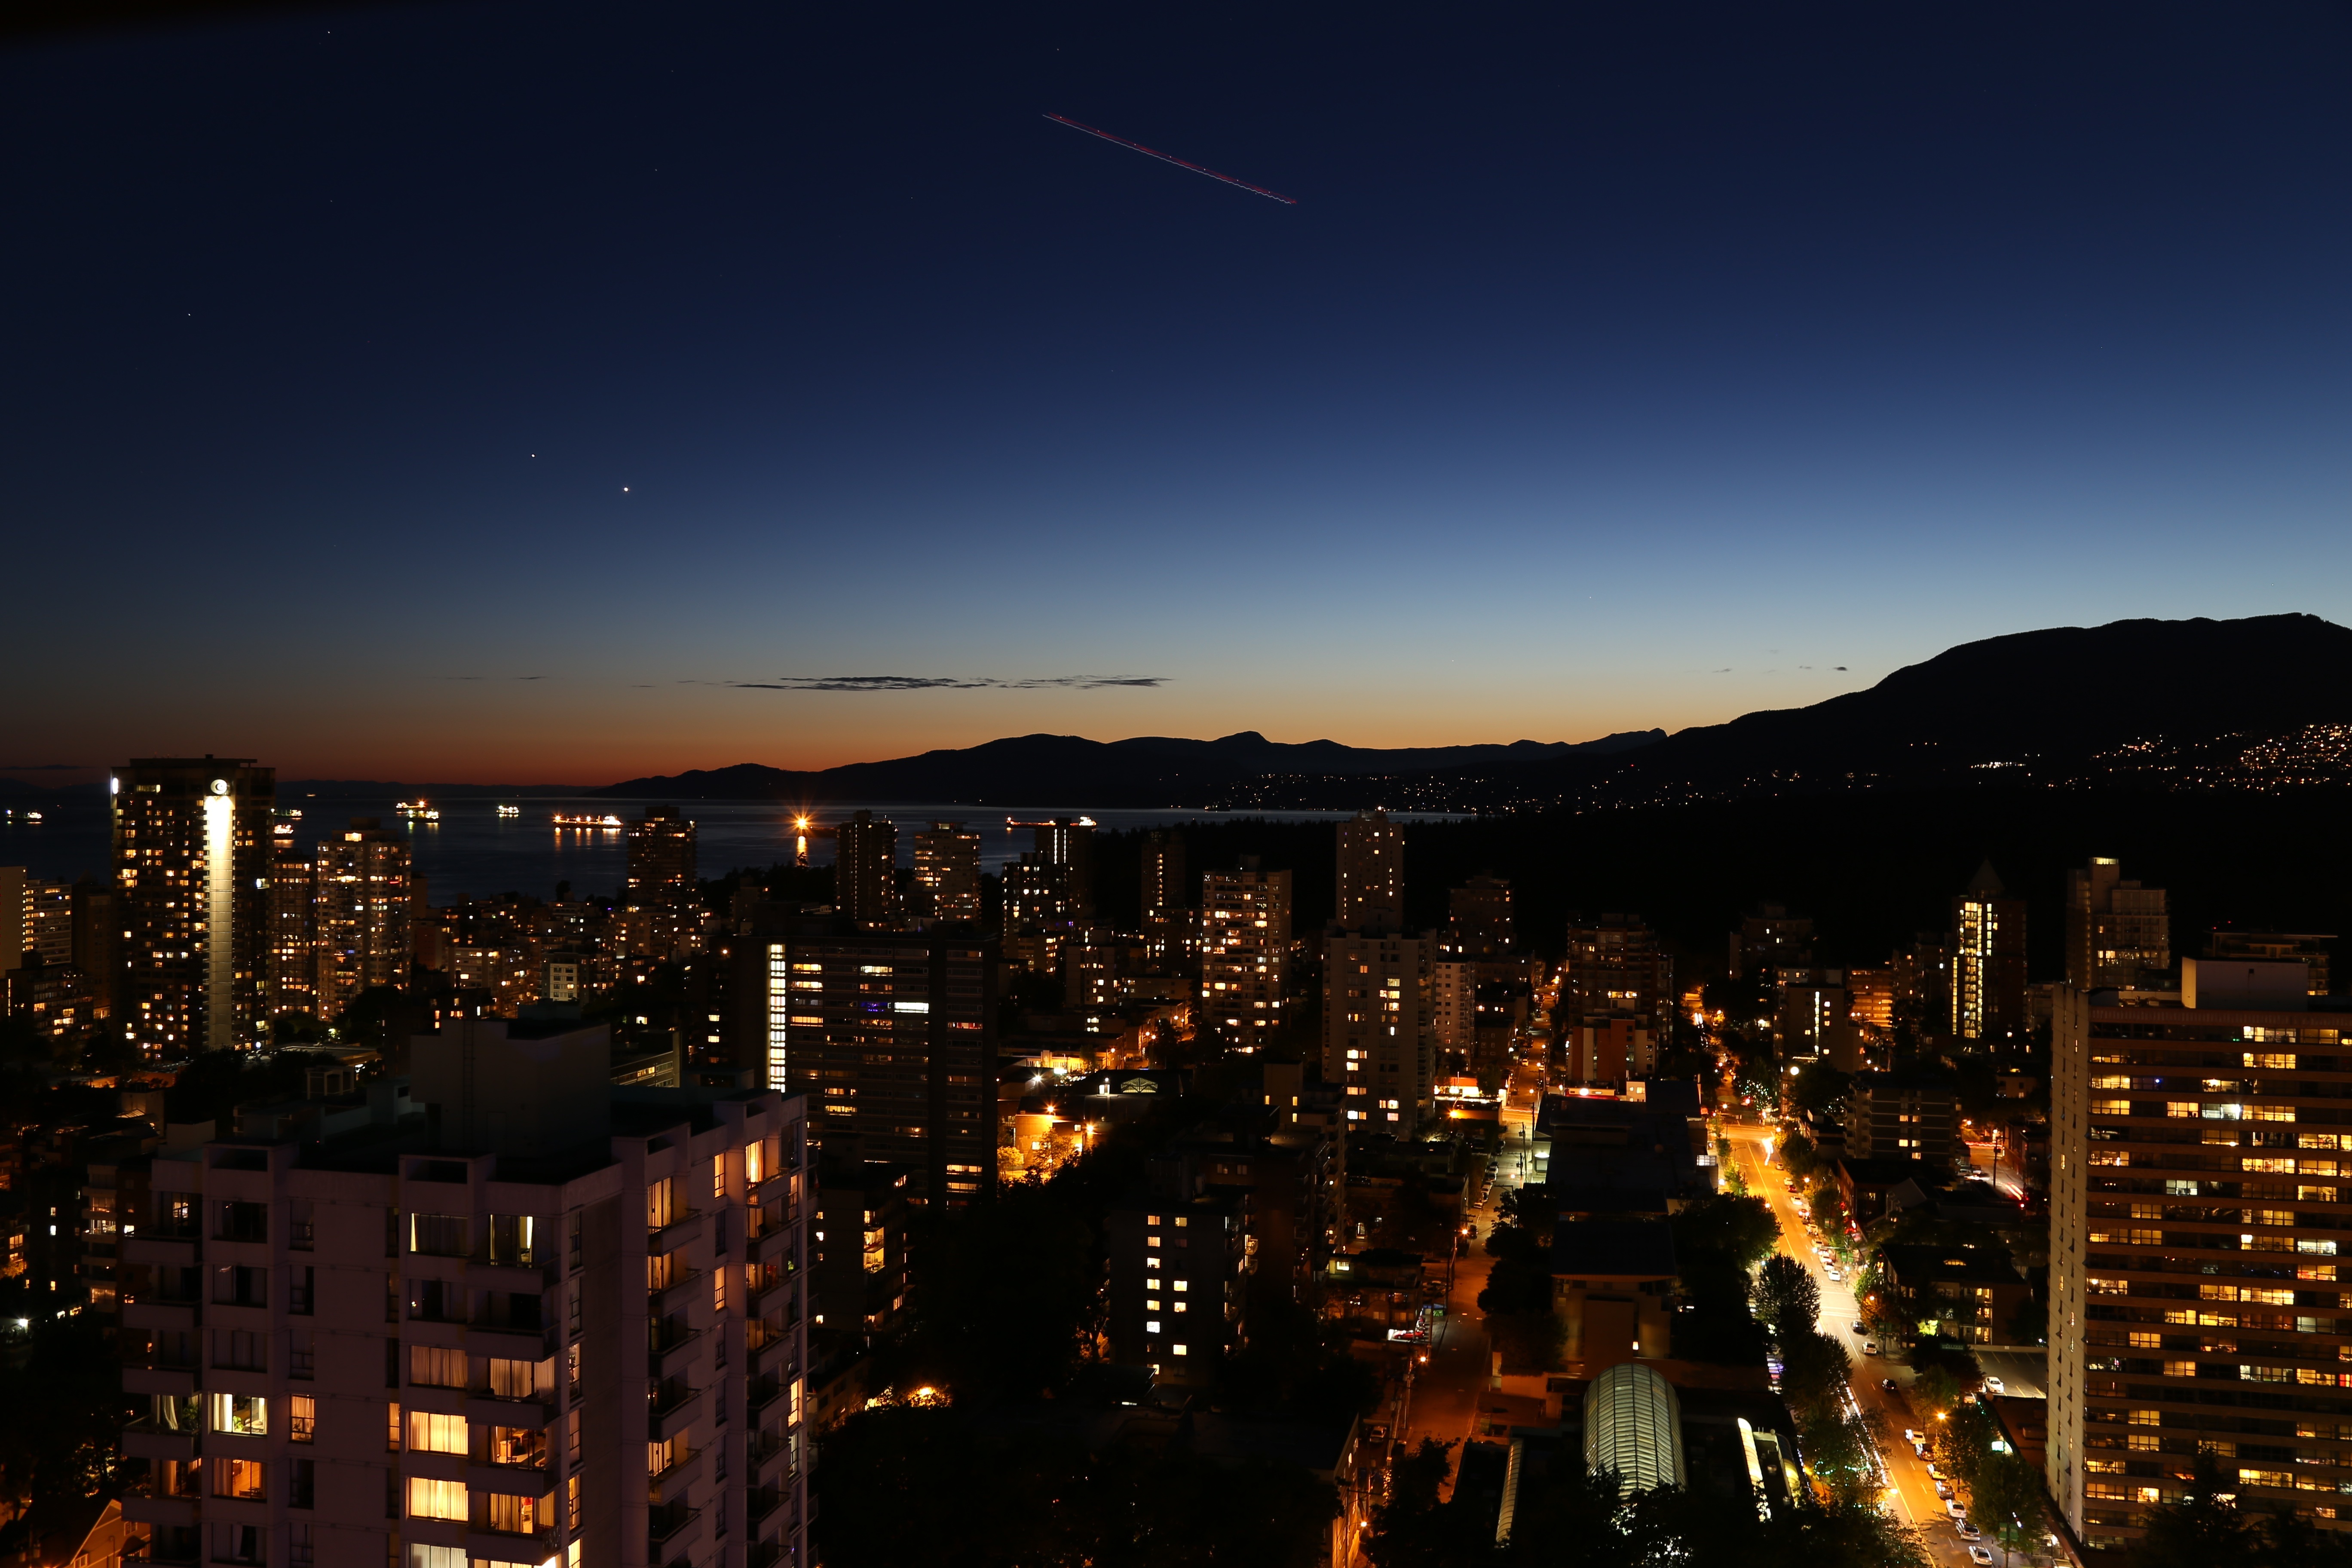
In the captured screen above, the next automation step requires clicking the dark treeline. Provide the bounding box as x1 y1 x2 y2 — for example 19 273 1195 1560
1099 787 2352 979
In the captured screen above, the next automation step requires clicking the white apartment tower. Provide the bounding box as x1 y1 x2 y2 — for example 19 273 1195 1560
118 1020 811 1568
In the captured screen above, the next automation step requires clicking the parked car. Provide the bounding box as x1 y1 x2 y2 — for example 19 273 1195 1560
1934 1480 1953 1500
1945 1499 1966 1521
1850 1321 1867 1335
1969 1546 1997 1565
1864 1339 1880 1356
1903 1428 1925 1447
1957 1519 1982 1540
1927 1464 1947 1481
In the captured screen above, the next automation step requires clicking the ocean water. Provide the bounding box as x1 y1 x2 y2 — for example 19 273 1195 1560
0 790 1445 903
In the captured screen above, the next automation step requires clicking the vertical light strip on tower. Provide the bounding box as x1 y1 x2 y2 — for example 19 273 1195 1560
203 780 236 1052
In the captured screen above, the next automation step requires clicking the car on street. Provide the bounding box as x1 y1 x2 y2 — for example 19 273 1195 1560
1969 1547 1996 1566
1933 1480 1953 1500
1863 1339 1880 1356
1850 1321 1867 1335
1945 1500 1966 1521
1957 1520 1982 1540
1881 1378 1899 1393
1903 1428 1925 1447
1825 1266 1842 1281
1984 1375 2006 1395
1927 1464 1947 1481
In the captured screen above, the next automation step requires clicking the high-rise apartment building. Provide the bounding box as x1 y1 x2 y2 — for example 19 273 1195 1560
114 757 276 1054
2048 967 2352 1552
1140 831 1193 965
74 872 120 1018
1775 969 1846 1060
1323 932 1436 1132
999 854 1075 976
2066 858 2172 992
1895 935 1956 1037
0 865 23 971
1018 818 1097 919
1729 904 1814 978
1840 1073 1959 1168
623 807 698 958
829 813 898 931
27 876 73 965
1561 914 1673 1044
269 843 317 1021
1335 811 1404 935
910 822 981 926
2207 932 2336 997
1952 862 2028 1041
315 820 415 1020
116 1019 810 1568
1561 1014 1657 1085
1201 860 1292 1046
1140 831 1187 917
1846 968 1896 1031
1432 961 1476 1055
1442 876 1512 959
755 916 997 1207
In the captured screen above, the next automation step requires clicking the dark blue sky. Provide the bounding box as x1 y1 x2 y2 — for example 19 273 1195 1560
7 1 2352 781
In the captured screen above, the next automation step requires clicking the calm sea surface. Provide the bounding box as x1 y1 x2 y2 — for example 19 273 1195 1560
0 790 1451 902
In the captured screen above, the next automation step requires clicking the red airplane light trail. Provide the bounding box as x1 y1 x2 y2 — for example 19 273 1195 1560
1043 114 1297 205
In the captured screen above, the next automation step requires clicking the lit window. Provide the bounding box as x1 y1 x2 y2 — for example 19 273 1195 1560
407 1477 468 1521
209 1393 267 1436
408 1411 468 1453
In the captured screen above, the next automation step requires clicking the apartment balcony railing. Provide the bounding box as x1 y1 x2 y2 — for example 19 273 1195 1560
646 1502 699 1550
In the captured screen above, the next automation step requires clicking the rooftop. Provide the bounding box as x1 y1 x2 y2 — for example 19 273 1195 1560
1552 1219 1678 1279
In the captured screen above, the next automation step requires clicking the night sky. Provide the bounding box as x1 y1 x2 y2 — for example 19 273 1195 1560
7 1 2352 784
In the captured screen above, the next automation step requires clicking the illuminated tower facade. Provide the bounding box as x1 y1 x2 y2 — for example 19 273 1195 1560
113 756 274 1054
1201 858 1292 1046
832 812 900 930
267 836 317 1021
314 818 414 1019
911 821 982 925
624 805 698 957
1951 861 2028 1041
1335 809 1404 934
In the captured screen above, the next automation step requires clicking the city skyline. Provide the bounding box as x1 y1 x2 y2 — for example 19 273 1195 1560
9 3 2352 781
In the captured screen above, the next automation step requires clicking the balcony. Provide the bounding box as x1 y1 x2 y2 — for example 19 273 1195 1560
124 1236 198 1269
648 1268 704 1318
122 1421 198 1463
646 1502 699 1552
465 1393 552 1428
125 1301 198 1334
750 1335 797 1381
750 1228 796 1268
646 1320 701 1381
648 1382 703 1444
747 1485 787 1528
648 1209 705 1255
466 1258 553 1294
646 1446 703 1507
747 1274 795 1318
465 1324 553 1363
750 1434 796 1485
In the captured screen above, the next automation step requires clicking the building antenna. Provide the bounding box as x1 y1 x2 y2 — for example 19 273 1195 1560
1043 114 1297 205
